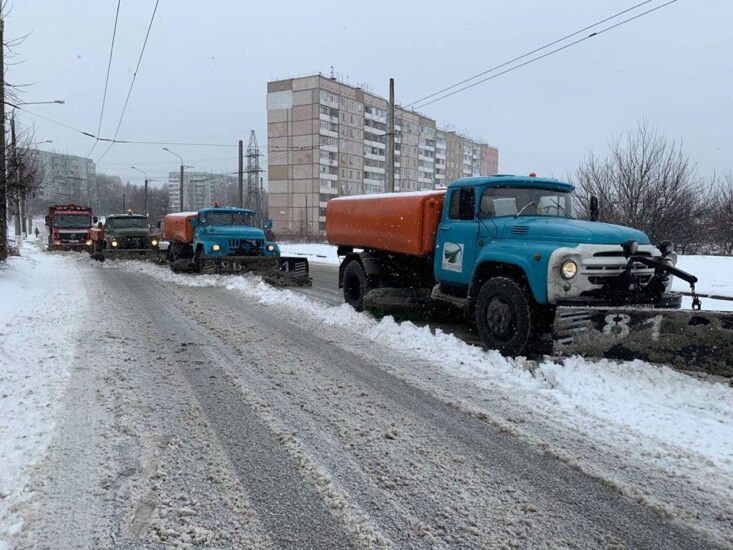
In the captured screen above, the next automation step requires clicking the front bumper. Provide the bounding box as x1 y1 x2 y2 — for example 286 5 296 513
557 291 683 309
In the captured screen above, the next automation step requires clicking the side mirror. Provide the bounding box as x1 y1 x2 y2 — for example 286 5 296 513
93 216 98 224
156 220 161 229
97 222 103 229
658 240 673 257
263 219 273 230
589 195 599 222
189 218 198 228
44 215 49 226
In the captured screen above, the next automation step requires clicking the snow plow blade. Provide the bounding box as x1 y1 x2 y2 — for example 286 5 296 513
553 307 733 377
171 256 311 287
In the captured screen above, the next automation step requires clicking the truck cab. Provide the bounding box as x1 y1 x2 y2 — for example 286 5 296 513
89 210 161 261
433 176 675 308
45 204 95 251
193 207 279 259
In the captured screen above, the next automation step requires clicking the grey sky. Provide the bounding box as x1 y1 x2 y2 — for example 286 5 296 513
8 0 732 188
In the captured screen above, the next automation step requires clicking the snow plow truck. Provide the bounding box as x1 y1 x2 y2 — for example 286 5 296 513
89 210 164 261
327 174 733 375
162 206 311 286
45 204 95 251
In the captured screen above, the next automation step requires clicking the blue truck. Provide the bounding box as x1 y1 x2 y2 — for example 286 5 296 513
326 175 714 362
163 206 310 286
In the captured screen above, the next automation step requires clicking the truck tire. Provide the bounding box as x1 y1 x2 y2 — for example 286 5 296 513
475 276 534 357
343 260 369 311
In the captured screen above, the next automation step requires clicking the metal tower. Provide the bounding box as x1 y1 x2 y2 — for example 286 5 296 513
245 130 265 224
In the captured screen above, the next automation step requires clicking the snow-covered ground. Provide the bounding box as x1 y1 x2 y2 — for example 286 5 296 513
0 236 90 547
107 260 733 531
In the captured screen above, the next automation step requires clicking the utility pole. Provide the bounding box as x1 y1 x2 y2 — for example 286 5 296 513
163 147 184 211
133 166 149 218
122 192 126 212
0 17 7 260
179 164 184 211
386 77 395 193
238 139 244 208
11 116 21 240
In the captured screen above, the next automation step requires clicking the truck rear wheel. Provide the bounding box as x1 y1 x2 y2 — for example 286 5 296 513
343 260 369 311
475 276 534 357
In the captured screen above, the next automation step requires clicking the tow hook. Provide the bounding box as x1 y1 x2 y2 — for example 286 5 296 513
690 283 702 310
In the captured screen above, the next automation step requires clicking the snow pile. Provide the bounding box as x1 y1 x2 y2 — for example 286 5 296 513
0 239 89 546
278 243 341 266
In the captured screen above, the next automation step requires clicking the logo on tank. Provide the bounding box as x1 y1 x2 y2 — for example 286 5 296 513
442 242 464 272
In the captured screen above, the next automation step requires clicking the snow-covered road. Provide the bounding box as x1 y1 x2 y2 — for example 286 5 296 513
1 247 731 548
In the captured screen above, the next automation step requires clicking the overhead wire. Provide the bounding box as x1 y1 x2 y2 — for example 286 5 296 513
96 0 161 163
406 0 655 108
410 0 678 111
87 0 122 158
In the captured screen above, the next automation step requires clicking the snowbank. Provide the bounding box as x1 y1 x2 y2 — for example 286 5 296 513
0 237 90 546
278 243 341 266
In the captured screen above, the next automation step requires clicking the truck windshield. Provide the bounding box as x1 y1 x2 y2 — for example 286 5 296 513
107 217 148 229
479 187 574 218
54 214 91 228
202 212 254 226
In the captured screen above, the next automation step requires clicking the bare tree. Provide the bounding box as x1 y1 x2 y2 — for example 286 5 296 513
710 173 733 254
571 121 708 251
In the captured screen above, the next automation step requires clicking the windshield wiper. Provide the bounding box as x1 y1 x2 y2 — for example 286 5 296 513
515 201 536 218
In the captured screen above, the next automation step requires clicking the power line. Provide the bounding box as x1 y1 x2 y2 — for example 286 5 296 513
87 0 122 158
406 0 654 108
410 0 678 111
14 105 237 150
96 0 161 163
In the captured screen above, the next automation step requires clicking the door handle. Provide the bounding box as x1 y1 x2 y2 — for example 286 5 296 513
439 226 449 231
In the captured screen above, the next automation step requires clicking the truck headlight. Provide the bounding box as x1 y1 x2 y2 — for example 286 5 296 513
561 260 577 279
111 240 118 248
85 239 92 246
266 244 276 252
212 244 221 252
151 239 159 246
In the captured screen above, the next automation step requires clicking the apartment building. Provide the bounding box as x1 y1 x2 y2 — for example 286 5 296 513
167 171 238 212
31 149 97 210
267 74 499 236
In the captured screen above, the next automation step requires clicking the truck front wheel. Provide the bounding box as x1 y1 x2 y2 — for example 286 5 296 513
475 276 534 357
343 260 369 311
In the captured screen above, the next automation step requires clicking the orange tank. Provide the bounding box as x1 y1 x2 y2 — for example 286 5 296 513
162 212 197 243
326 191 446 257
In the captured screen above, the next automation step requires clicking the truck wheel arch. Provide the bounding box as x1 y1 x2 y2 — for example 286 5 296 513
338 251 384 289
469 262 532 303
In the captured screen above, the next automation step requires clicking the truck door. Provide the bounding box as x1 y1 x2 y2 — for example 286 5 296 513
434 186 477 287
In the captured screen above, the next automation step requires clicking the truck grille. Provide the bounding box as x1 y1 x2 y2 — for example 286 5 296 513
118 236 148 249
228 238 263 251
60 232 87 241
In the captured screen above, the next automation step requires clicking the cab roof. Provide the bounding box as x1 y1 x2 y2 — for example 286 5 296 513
448 175 574 192
107 213 147 219
199 206 256 215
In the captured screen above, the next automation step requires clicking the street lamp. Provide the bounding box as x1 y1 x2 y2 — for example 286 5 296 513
163 147 184 212
131 166 149 218
18 100 65 105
